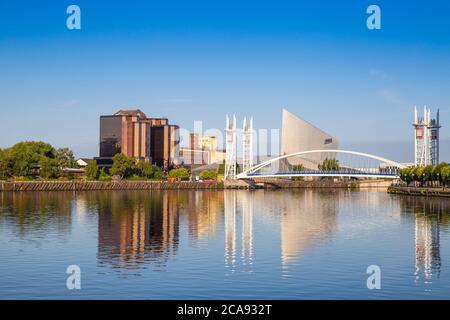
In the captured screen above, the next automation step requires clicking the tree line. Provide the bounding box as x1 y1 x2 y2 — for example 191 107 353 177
399 163 450 187
0 141 220 181
0 141 77 180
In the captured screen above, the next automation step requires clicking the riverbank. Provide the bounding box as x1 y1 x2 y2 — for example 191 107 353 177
0 179 395 192
388 186 450 198
0 180 223 192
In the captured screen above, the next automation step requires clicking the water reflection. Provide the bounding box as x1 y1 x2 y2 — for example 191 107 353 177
95 191 224 271
223 190 339 272
278 190 338 265
224 191 255 272
399 196 450 287
1 190 449 286
96 191 180 269
0 192 72 242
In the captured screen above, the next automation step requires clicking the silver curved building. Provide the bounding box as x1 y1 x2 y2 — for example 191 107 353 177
281 109 339 169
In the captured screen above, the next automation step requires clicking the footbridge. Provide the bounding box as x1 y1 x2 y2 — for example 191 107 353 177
236 150 406 180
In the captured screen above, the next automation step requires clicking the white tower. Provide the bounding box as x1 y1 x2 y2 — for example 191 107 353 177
242 117 254 172
414 106 441 166
225 115 237 180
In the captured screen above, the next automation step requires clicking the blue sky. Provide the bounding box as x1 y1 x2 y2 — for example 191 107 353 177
0 0 449 161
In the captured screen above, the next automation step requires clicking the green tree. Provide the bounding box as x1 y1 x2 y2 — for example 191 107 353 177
136 161 163 180
0 149 10 180
433 162 448 186
6 141 56 177
168 168 190 180
39 157 60 179
399 167 413 185
85 160 99 180
55 147 77 169
442 166 450 187
199 170 217 180
422 165 435 186
415 167 425 186
318 158 339 171
110 153 136 178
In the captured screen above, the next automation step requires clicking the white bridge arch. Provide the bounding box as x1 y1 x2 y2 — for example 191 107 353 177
236 149 406 180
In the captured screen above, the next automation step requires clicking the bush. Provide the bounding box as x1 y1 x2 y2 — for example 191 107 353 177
85 160 99 180
128 173 143 180
98 169 111 181
199 170 217 180
292 164 305 181
292 164 305 172
168 168 190 180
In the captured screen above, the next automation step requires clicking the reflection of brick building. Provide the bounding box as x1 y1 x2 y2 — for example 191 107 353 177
97 109 179 169
97 192 180 269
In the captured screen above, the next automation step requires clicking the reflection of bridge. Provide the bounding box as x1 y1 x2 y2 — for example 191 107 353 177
236 150 406 180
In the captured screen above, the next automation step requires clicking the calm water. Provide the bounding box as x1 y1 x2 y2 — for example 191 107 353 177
0 189 449 299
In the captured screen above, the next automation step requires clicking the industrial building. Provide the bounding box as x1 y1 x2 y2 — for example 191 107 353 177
96 109 179 169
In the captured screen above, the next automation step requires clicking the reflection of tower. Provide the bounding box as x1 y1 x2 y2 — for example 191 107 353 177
242 117 254 172
414 106 441 166
241 191 253 268
415 212 441 282
224 190 236 269
224 115 237 180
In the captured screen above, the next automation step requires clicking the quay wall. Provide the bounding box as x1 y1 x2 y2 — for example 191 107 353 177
388 186 450 198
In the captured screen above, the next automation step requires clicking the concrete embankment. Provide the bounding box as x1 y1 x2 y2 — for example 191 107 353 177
388 186 450 198
0 180 222 192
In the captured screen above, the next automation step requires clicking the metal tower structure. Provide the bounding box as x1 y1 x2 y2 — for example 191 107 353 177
224 114 237 180
242 117 254 173
414 106 441 166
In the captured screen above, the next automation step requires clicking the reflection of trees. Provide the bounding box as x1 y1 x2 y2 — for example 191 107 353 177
399 197 450 284
0 192 72 240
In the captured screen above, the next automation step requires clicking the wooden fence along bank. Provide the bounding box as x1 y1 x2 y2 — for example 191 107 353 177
0 181 223 192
